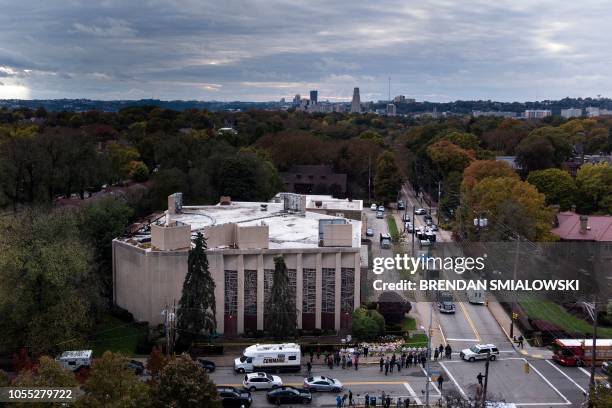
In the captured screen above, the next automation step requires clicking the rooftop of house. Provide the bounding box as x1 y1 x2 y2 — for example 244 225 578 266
552 211 612 241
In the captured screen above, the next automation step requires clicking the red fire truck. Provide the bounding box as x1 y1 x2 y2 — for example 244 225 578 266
552 338 612 366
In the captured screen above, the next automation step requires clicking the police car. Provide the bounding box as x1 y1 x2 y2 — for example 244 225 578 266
460 344 499 362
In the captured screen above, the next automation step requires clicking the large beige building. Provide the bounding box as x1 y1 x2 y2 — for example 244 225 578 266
112 193 364 336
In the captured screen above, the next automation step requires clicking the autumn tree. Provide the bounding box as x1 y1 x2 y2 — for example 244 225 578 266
12 355 78 389
462 160 518 192
176 233 216 350
527 168 577 210
78 351 151 408
155 354 221 408
265 256 297 339
426 140 475 176
146 346 168 383
575 162 612 214
374 151 402 204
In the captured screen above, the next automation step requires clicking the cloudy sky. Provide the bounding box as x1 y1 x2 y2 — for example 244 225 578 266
0 0 611 102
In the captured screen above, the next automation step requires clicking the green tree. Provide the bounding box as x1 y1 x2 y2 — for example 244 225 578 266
575 162 612 214
265 256 297 338
128 160 149 182
155 354 220 408
0 209 99 352
106 141 140 182
374 151 402 204
177 233 216 349
527 168 577 210
351 307 385 340
515 127 572 172
78 351 151 408
427 140 475 176
150 168 189 210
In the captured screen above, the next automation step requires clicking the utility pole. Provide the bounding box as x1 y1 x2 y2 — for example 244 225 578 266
437 181 441 225
590 295 598 389
510 236 520 339
481 352 491 408
368 154 371 204
425 301 433 407
411 205 415 254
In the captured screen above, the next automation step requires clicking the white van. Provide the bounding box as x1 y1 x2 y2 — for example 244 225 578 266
56 350 92 371
468 289 485 305
234 343 301 374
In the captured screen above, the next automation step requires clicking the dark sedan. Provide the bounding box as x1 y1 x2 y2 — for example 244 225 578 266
267 386 312 405
197 358 216 373
217 386 252 408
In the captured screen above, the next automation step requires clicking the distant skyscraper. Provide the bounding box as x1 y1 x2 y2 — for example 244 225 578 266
310 90 318 105
292 94 301 106
351 87 361 113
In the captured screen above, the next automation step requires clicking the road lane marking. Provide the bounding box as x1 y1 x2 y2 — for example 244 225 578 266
402 382 423 405
514 403 571 406
545 360 587 394
524 358 570 405
439 362 467 398
438 323 447 346
578 367 590 377
458 301 481 341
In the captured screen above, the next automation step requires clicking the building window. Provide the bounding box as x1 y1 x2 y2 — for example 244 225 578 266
302 268 316 313
341 268 354 313
287 269 297 308
224 270 238 315
322 268 335 313
264 269 274 305
244 270 257 315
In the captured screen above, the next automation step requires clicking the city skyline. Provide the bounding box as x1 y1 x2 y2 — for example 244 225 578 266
1 1 612 102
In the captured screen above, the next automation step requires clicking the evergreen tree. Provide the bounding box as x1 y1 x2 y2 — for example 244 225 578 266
177 232 216 349
374 151 402 204
265 256 296 339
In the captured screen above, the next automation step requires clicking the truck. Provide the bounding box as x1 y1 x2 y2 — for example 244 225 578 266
379 233 392 249
56 350 92 372
234 343 301 373
467 289 485 305
552 338 612 367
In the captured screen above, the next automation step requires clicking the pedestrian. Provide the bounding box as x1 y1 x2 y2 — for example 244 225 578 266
336 395 342 408
390 354 396 373
336 351 341 367
385 395 391 408
397 360 401 372
316 345 321 359
364 346 369 358
420 354 426 369
342 393 348 406
348 390 354 407
306 361 312 376
365 393 370 408
404 398 410 408
354 354 359 370
445 344 452 359
407 353 412 367
309 350 314 362
384 359 389 375
328 355 334 370
477 372 483 386
380 356 384 372
397 397 402 408
438 344 444 356
401 353 406 368
518 335 524 349
437 373 444 390
434 348 439 360
341 355 346 369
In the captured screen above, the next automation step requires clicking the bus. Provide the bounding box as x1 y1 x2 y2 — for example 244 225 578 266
552 338 612 367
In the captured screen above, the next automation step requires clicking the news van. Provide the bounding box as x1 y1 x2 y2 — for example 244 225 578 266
468 289 485 305
234 343 301 373
56 350 92 371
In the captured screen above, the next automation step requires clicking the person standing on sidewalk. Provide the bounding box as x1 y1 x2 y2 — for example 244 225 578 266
438 344 444 356
437 374 444 390
348 390 354 407
390 354 396 373
354 354 359 370
341 354 346 369
477 372 484 386
306 361 312 376
518 335 524 349
400 353 406 368
364 346 369 358
384 358 389 375
445 344 452 359
380 356 384 372
364 393 370 408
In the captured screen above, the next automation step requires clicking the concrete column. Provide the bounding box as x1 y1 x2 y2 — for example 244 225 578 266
296 253 303 330
237 255 245 334
256 254 264 331
334 252 342 331
315 253 322 329
213 254 225 335
354 252 361 308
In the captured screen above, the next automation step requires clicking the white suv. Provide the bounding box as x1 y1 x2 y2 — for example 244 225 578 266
243 372 282 391
460 344 499 362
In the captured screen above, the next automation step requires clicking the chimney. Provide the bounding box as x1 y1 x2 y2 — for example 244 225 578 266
579 215 588 234
220 196 231 205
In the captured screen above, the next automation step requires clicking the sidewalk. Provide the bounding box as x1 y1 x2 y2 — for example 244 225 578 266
486 299 553 360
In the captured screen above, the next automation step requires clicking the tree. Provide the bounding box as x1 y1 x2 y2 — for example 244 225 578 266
79 197 134 299
374 151 402 204
0 209 99 352
128 160 149 182
265 256 297 338
13 355 78 387
176 233 216 349
78 351 151 408
106 141 140 182
155 354 221 408
146 346 168 384
426 140 475 176
527 168 577 210
515 127 572 172
150 168 189 210
351 307 385 340
575 162 612 214
462 160 518 192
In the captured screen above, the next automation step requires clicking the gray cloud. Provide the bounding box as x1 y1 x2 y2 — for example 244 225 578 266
0 0 610 101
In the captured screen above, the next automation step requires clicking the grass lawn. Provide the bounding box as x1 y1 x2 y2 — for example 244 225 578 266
89 314 142 357
519 298 612 338
401 316 417 331
404 333 428 347
386 215 399 242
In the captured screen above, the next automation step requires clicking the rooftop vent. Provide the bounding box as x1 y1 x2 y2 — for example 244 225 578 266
260 204 268 211
220 196 232 205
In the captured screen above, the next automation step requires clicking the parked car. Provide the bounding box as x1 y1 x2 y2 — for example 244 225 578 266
438 301 456 314
197 358 216 373
405 222 414 233
403 214 411 222
430 224 438 231
460 344 500 362
397 200 406 210
267 386 312 405
376 211 384 219
378 205 385 212
366 228 374 237
243 372 282 391
424 214 433 222
303 376 344 392
415 208 427 215
127 360 145 375
370 203 378 211
217 386 252 408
